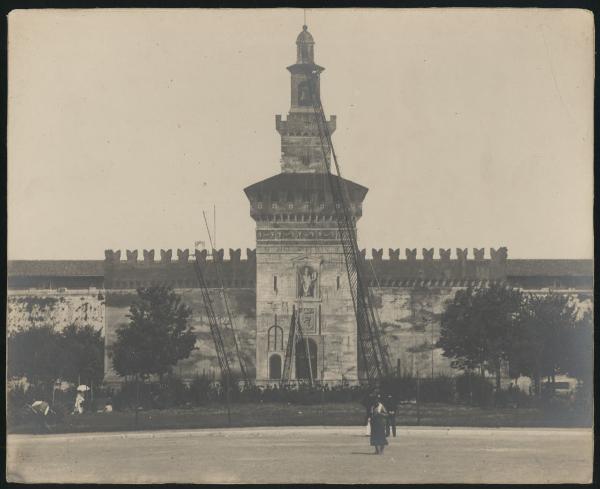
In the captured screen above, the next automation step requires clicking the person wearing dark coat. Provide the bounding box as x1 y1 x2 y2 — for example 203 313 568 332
361 390 376 427
384 393 398 437
369 395 388 454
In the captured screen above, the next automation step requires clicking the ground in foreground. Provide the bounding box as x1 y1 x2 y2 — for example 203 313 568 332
7 426 592 484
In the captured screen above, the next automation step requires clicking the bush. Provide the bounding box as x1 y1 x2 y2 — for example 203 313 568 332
380 376 416 401
112 380 153 410
456 373 494 407
494 385 532 408
188 375 212 405
152 375 188 409
568 382 592 424
7 383 33 426
419 376 455 403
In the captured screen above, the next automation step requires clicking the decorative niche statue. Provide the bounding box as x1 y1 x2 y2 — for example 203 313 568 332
298 265 318 298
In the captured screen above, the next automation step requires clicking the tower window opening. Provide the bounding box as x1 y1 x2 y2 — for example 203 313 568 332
273 275 278 292
268 325 284 351
336 276 340 290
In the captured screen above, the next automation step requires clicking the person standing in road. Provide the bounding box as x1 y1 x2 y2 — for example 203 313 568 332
384 393 398 437
369 395 388 454
361 390 376 436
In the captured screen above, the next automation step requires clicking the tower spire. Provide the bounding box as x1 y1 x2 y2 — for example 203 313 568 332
274 25 336 173
296 24 315 64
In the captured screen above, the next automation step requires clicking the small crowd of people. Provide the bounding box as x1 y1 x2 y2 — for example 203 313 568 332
363 391 398 455
27 386 114 433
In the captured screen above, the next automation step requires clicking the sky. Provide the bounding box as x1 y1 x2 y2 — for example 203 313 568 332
7 8 594 260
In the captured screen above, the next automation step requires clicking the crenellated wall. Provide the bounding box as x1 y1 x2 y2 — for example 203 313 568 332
6 247 593 385
101 246 511 289
103 248 257 289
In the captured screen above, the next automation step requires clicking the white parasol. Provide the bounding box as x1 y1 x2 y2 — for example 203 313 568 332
77 385 90 392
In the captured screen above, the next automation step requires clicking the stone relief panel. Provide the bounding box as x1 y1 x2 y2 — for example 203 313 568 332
298 265 318 298
298 307 318 334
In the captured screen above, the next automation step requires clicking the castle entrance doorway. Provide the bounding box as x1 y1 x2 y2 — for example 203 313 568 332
269 354 282 380
295 337 318 381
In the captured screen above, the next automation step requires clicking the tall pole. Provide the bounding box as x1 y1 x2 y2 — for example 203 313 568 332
431 323 435 379
213 204 216 249
225 374 231 426
135 375 140 430
416 369 421 426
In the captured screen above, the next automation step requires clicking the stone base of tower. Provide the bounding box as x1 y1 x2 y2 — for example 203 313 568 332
253 245 360 384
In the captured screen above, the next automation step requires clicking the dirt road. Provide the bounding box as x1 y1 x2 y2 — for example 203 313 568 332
7 426 593 483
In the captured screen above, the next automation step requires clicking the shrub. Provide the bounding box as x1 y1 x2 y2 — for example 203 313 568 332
380 376 416 401
7 383 33 426
456 373 494 407
152 375 188 409
569 382 593 424
494 386 532 408
419 376 455 403
113 380 154 410
188 375 212 405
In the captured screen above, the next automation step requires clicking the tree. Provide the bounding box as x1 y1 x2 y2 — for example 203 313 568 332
109 286 196 381
510 293 578 395
59 324 104 386
8 323 104 393
563 309 593 386
438 284 524 391
7 325 62 386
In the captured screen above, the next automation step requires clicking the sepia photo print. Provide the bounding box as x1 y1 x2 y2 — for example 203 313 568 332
6 8 594 484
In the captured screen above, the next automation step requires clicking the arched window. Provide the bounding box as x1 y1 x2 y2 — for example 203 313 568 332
269 354 282 380
268 325 284 351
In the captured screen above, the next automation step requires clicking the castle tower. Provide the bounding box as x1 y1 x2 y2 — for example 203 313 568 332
244 26 368 384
